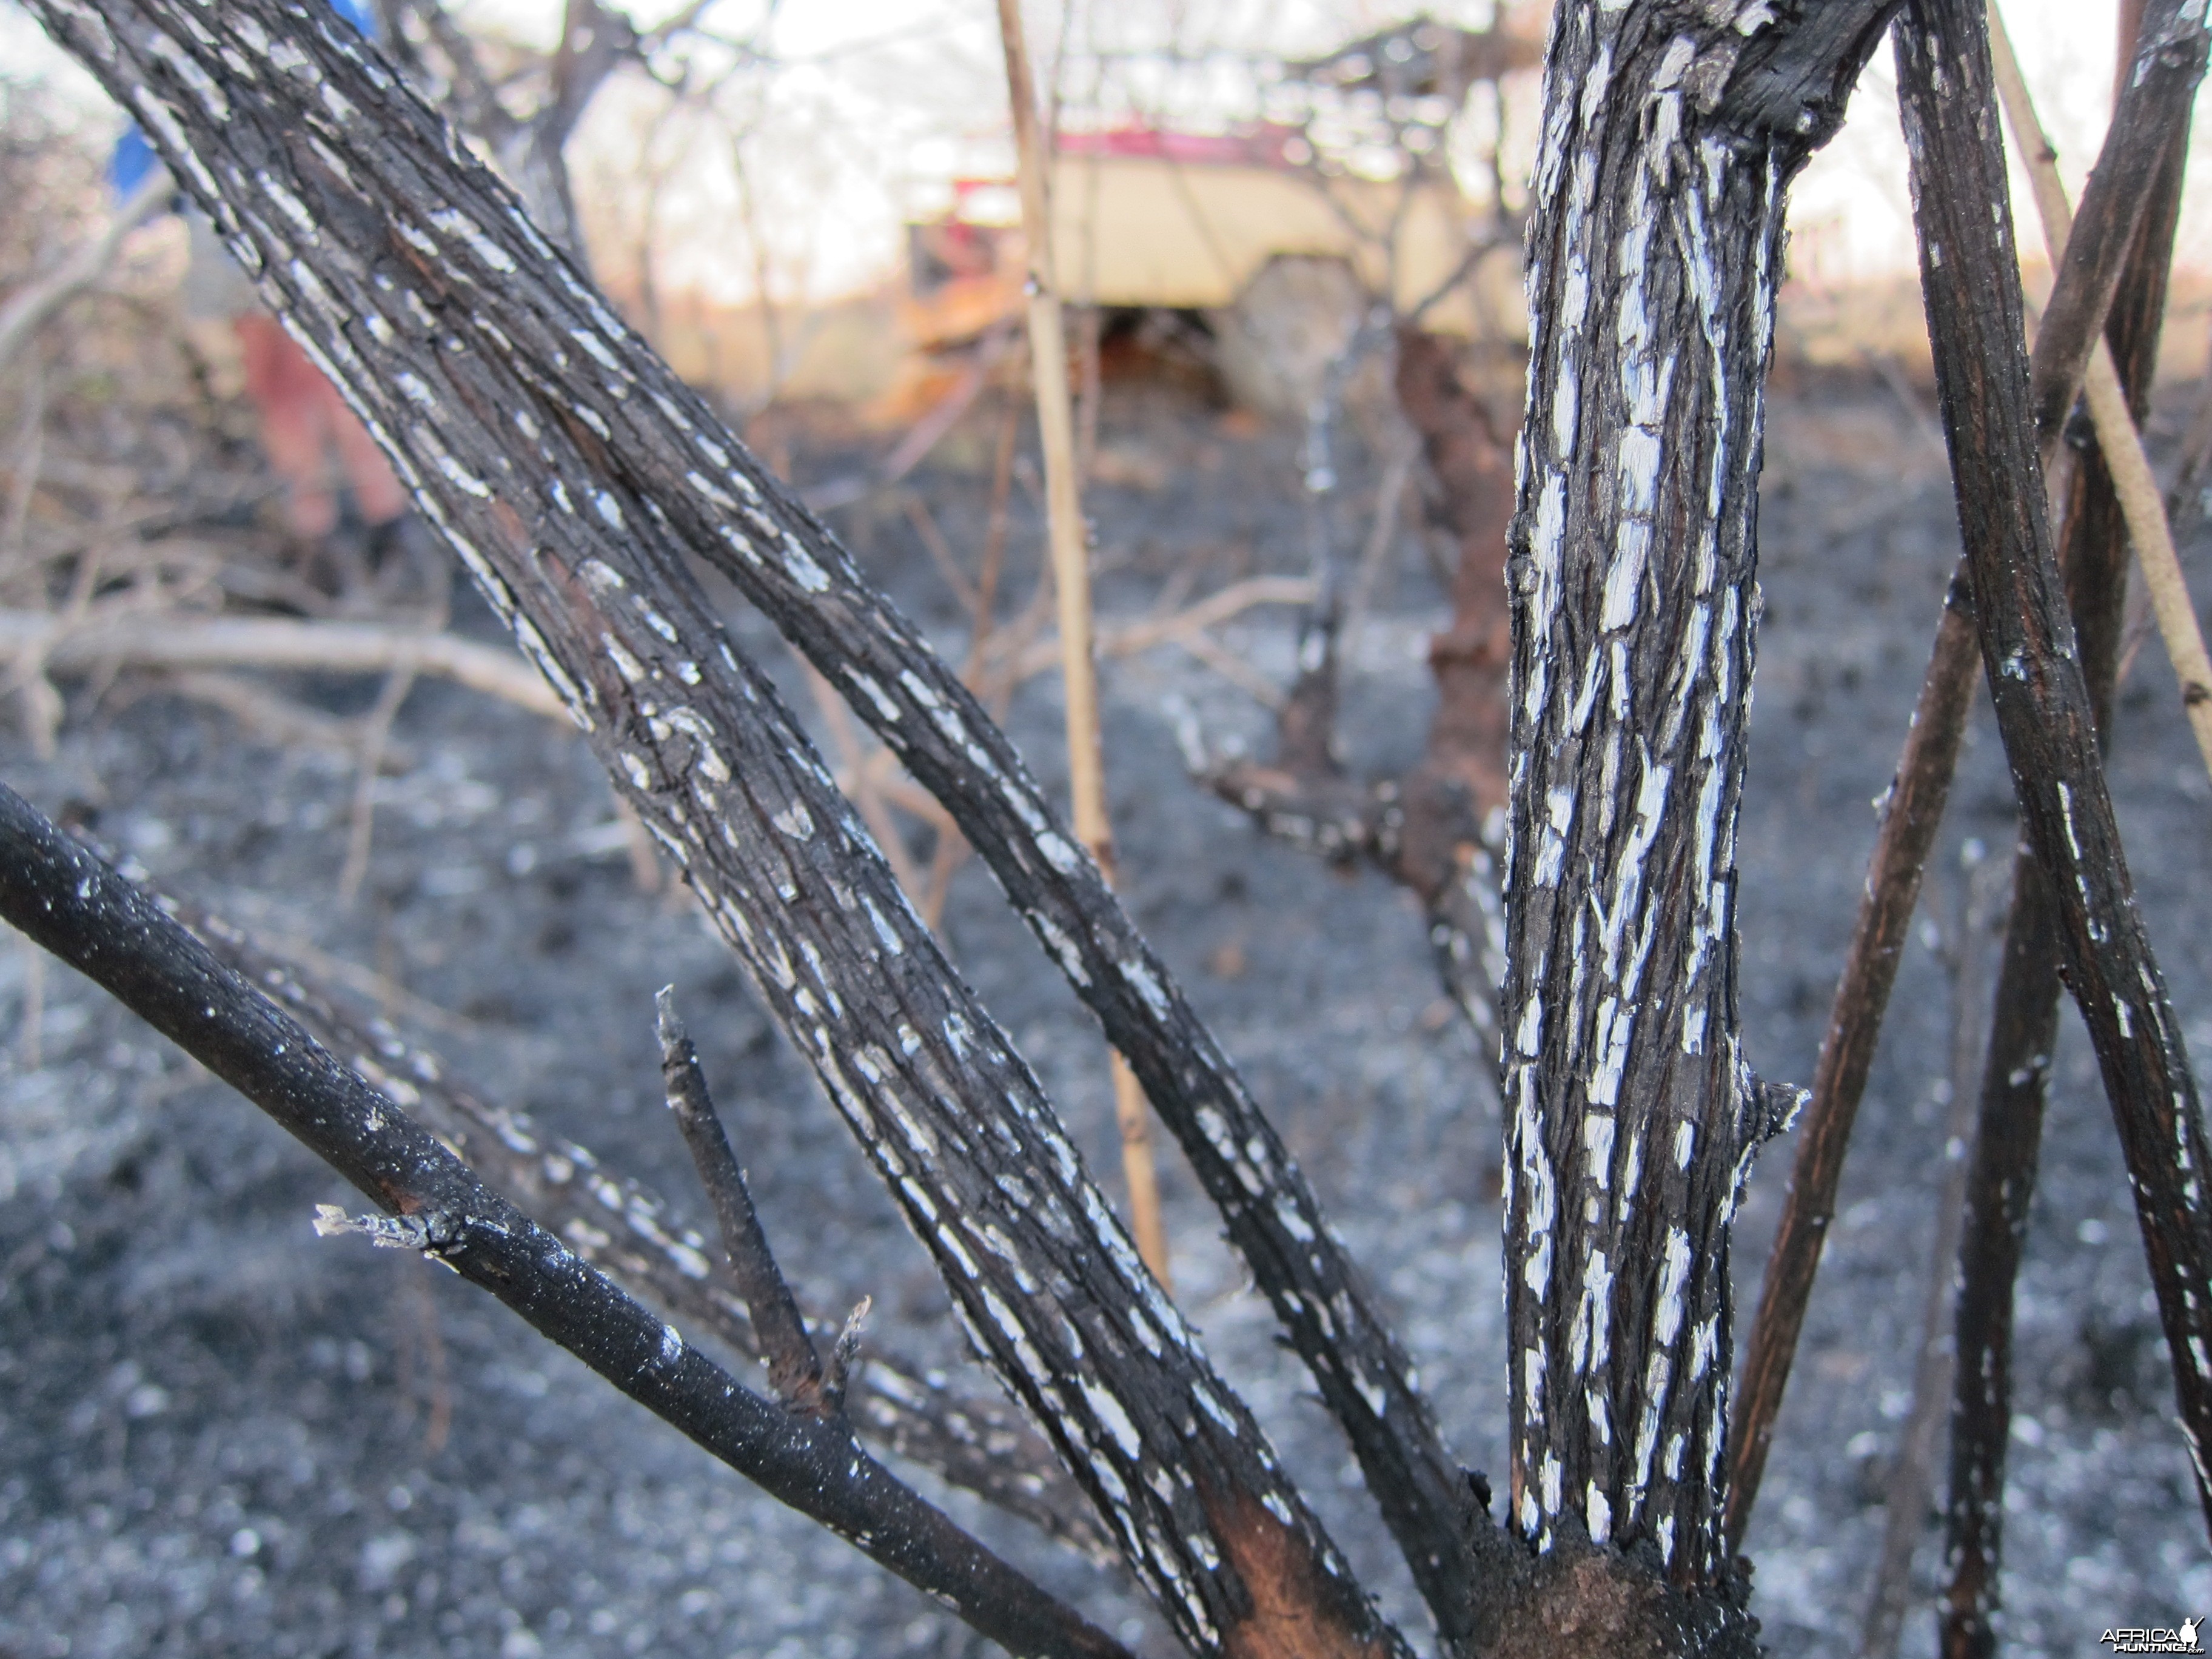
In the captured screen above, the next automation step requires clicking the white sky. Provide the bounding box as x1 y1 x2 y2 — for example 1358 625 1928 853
2 0 2203 303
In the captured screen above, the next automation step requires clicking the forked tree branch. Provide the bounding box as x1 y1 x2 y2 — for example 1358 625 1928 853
0 783 1131 1659
24 3 1423 1649
1895 0 2212 1543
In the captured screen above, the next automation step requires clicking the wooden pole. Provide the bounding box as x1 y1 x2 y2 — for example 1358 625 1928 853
993 0 1170 1288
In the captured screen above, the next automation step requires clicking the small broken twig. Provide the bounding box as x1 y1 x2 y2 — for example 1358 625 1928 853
657 985 828 1413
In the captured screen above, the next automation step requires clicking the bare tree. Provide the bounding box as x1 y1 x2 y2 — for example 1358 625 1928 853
12 0 2212 1654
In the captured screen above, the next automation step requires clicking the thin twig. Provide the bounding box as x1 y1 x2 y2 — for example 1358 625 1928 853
900 492 979 621
0 610 563 719
1726 574 1980 1544
1004 575 1319 681
338 663 417 907
181 896 1116 1564
0 167 173 378
1858 841 2006 1659
656 986 827 1413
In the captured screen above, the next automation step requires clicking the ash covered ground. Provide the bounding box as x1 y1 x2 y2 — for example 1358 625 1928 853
2 375 2209 1658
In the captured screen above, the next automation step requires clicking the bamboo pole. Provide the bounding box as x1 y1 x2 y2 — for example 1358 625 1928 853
994 0 1170 1287
1989 7 2212 783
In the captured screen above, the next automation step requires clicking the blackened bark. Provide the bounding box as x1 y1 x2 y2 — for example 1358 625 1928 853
1504 0 1895 1610
657 990 830 1413
1895 0 2212 1555
0 785 1131 1659
1939 54 2195 1659
26 3 1419 1649
1730 0 2207 1547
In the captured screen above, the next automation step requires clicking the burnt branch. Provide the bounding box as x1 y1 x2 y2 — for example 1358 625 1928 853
1728 0 2210 1548
657 987 826 1414
0 784 1131 1659
1895 0 2212 1544
181 901 1114 1564
1725 559 1982 1549
1939 22 2197 1657
1205 324 1517 1047
26 3 1422 1649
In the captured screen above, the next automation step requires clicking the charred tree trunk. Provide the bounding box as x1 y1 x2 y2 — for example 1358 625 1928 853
1502 0 1895 1629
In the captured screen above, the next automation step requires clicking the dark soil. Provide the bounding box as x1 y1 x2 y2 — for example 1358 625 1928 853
2 374 2208 1658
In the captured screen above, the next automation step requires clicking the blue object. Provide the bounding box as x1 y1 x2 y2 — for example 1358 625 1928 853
107 124 159 203
108 0 380 204
328 0 379 40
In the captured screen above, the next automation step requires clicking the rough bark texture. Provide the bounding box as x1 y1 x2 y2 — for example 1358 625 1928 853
1938 32 2195 1658
2020 0 2207 456
24 2 1422 1651
0 785 1132 1659
1894 0 2212 1566
1503 0 1895 1614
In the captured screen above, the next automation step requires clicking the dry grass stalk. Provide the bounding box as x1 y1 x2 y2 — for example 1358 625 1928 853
1989 10 2212 783
0 609 565 720
996 0 1167 1285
